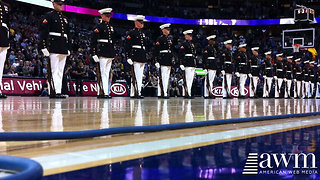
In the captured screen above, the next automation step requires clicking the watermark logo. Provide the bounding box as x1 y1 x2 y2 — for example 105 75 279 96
242 153 318 175
243 153 258 175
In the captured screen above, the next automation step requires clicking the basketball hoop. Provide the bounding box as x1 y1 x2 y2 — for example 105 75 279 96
292 44 301 52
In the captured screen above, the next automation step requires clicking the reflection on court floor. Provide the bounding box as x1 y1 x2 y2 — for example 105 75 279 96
0 97 320 132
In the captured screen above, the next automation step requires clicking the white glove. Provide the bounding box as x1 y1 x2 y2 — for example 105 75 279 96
284 78 287 81
203 69 208 74
263 75 267 79
155 62 160 69
93 55 100 63
235 72 240 77
41 48 50 57
274 76 278 80
67 50 70 56
127 59 133 65
180 65 185 71
248 74 252 78
294 79 297 83
221 70 225 75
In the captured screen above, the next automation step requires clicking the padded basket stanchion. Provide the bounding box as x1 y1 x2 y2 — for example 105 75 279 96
0 155 43 180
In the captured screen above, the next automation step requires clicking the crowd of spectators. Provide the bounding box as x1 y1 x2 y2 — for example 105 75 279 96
4 1 319 96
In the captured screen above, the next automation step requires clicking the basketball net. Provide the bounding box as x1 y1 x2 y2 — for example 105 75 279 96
292 44 301 52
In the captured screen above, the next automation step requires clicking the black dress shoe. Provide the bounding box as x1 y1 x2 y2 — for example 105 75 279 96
0 94 7 98
158 96 163 99
98 95 112 99
163 96 170 99
50 94 66 99
238 95 246 99
138 96 144 99
204 96 209 99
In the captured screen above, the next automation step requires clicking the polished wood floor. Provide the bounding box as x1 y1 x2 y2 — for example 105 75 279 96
0 97 318 132
0 97 320 175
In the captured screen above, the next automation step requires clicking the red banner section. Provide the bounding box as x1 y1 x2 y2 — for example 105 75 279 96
0 77 248 97
0 77 129 96
1 77 45 95
66 81 128 96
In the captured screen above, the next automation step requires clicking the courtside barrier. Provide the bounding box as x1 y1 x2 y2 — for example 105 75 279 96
0 112 320 141
0 155 43 180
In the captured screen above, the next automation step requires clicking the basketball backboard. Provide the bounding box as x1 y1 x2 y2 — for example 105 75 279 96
282 28 315 49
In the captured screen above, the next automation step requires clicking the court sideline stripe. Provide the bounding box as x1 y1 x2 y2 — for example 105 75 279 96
1 112 320 141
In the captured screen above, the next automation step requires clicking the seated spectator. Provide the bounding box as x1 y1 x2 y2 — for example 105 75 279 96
3 64 9 75
7 66 18 76
33 60 43 77
15 60 24 76
8 51 15 65
12 58 19 68
170 77 180 97
22 61 34 77
178 78 184 96
70 61 77 79
87 67 96 81
144 75 158 97
42 64 48 78
215 73 223 86
40 83 49 97
72 62 86 96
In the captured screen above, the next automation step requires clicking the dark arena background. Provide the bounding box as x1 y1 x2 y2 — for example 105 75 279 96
1 0 320 180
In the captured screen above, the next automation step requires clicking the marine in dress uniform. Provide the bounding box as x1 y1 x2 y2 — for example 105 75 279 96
249 47 260 98
203 35 217 99
125 15 148 99
284 56 294 99
91 8 115 99
293 58 303 98
154 23 173 99
221 40 234 99
39 0 70 98
262 51 273 98
0 1 9 98
309 62 316 98
235 44 248 98
274 53 285 98
302 61 310 99
179 30 196 98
